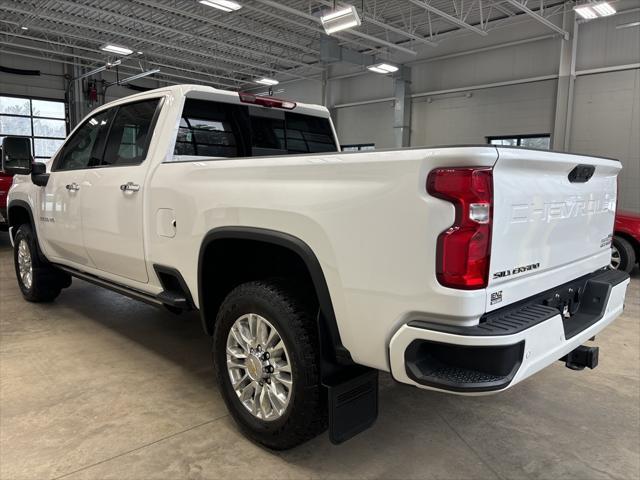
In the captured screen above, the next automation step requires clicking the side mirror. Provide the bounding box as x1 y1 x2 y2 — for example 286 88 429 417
31 162 50 187
1 137 33 175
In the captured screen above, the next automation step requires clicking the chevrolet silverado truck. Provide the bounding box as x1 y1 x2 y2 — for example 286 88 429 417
2 85 630 449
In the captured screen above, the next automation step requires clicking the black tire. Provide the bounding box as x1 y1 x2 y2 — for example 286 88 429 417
611 236 636 273
213 280 326 450
13 224 70 302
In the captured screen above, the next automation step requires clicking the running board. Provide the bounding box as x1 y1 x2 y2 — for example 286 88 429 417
56 265 164 308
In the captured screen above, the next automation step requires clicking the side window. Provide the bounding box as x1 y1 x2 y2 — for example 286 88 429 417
54 109 112 171
102 99 160 167
174 99 240 158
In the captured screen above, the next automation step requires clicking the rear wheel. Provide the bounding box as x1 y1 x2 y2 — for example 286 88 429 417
13 224 70 302
611 236 636 273
213 280 326 449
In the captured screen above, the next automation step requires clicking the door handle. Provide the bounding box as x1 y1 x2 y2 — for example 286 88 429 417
65 182 80 192
120 182 140 192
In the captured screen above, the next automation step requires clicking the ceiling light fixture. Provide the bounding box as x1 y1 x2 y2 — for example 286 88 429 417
199 0 242 12
574 1 615 19
592 2 616 16
255 77 279 86
320 5 361 34
367 63 399 74
100 44 134 55
574 5 597 19
20 26 29 30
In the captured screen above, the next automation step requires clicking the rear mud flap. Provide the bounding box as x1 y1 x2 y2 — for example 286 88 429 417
323 367 378 445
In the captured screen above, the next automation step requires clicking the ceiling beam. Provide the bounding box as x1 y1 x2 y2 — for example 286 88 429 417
314 0 437 47
503 0 570 39
50 0 325 71
0 4 319 82
255 0 418 55
0 42 236 89
407 0 488 36
130 0 319 56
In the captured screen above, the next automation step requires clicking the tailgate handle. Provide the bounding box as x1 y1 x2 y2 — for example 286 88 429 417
568 164 595 183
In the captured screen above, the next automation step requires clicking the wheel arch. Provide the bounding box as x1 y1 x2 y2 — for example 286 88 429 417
8 199 51 263
8 199 35 237
198 226 352 364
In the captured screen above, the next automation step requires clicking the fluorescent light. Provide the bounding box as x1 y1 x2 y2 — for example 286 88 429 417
118 68 160 85
100 44 133 55
616 21 640 29
255 77 279 86
574 5 597 19
20 26 28 30
321 5 361 34
367 63 399 74
377 63 398 73
592 2 616 16
199 0 241 12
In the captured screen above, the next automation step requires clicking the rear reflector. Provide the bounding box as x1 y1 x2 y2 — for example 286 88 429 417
427 167 493 290
238 92 296 110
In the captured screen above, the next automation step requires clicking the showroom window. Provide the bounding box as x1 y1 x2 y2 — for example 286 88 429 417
487 134 551 150
0 95 67 160
342 143 375 152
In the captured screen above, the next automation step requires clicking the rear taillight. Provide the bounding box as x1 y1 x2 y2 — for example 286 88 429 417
427 167 493 290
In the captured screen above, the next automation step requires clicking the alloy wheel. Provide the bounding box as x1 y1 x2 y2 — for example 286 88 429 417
17 239 33 289
226 313 293 421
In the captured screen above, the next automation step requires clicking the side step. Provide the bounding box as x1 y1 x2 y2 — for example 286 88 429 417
324 367 378 445
404 340 525 392
156 290 191 310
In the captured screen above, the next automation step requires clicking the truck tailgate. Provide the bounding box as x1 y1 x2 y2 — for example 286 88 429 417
488 147 620 311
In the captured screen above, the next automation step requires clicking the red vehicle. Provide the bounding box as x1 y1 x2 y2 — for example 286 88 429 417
0 171 12 231
612 211 640 273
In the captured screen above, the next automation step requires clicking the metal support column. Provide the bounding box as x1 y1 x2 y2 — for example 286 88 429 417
393 67 412 148
552 9 577 151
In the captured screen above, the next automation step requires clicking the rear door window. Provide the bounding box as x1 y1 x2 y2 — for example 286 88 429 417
102 99 161 167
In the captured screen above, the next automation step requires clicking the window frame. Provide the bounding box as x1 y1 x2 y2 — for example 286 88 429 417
0 93 68 160
98 97 164 169
486 134 551 149
51 107 115 172
51 96 164 172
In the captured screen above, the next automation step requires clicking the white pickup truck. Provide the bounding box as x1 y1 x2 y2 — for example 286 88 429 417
2 85 630 449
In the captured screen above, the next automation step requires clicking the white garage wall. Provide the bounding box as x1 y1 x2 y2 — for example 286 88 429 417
335 102 395 148
411 80 557 146
0 53 66 100
570 69 640 212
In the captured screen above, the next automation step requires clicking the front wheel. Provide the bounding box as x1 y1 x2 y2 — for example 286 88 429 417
213 280 327 449
13 224 70 302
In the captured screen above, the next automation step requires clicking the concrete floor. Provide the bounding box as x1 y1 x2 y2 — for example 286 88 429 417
0 232 638 480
